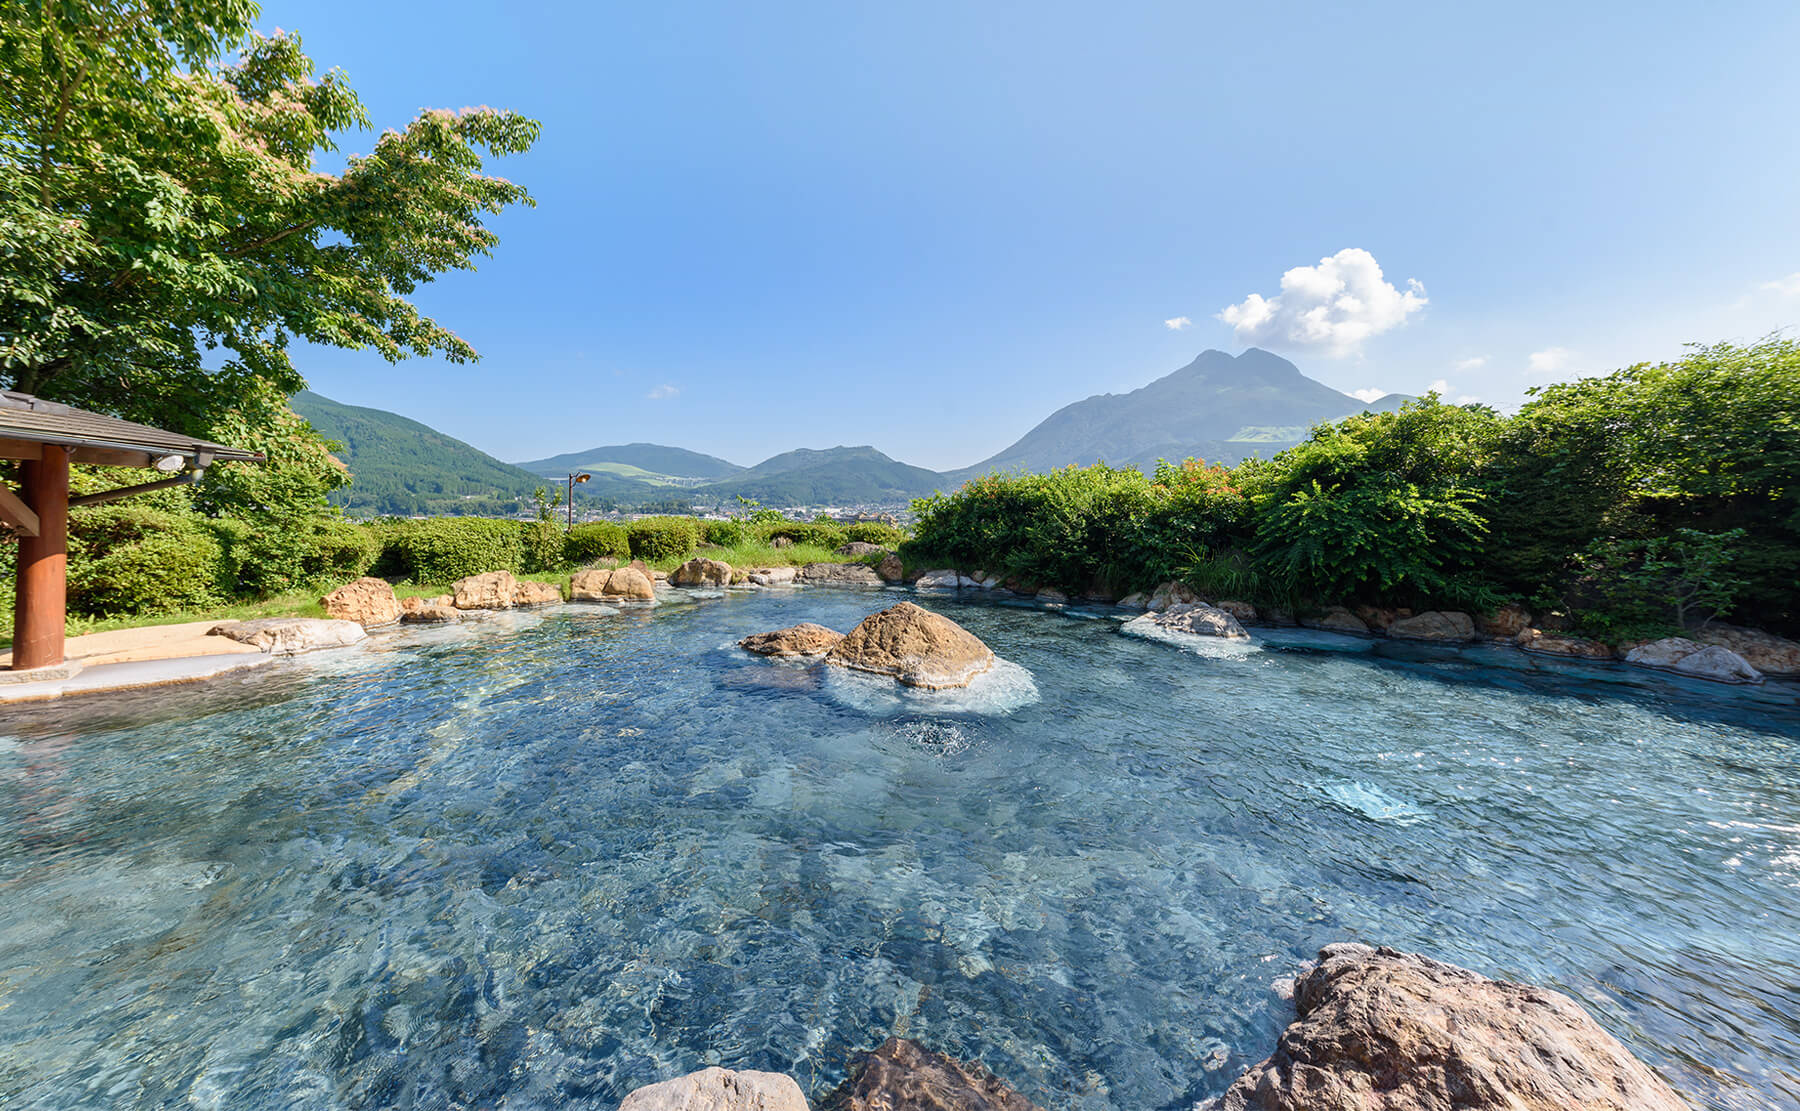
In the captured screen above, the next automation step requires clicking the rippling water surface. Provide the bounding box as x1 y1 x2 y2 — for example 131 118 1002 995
2 588 1798 1110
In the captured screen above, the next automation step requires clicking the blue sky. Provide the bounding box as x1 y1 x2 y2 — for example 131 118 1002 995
276 1 1800 470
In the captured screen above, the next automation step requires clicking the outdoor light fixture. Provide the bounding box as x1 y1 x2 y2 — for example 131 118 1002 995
153 453 186 473
567 471 591 526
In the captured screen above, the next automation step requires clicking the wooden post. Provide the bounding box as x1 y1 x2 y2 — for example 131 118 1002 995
13 446 69 670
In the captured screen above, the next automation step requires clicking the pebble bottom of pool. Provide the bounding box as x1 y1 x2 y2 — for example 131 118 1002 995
1 588 1797 1110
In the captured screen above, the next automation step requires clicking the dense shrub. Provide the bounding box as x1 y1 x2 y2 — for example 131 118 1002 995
381 518 526 584
67 505 224 615
211 516 382 598
841 521 905 547
703 518 748 547
521 519 568 573
626 516 701 561
565 522 630 564
752 519 844 551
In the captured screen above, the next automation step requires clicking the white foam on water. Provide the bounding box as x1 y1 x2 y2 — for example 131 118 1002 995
1317 780 1430 825
1119 615 1263 659
821 656 1039 716
892 719 972 756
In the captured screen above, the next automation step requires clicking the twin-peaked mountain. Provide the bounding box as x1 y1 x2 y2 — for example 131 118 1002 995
297 348 1409 511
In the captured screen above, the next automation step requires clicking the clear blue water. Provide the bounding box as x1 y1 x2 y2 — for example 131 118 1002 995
2 587 1798 1110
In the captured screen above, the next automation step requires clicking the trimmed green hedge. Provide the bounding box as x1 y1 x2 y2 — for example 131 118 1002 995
380 518 527 584
703 518 747 547
841 521 905 547
565 522 630 564
627 516 701 561
752 519 844 550
68 505 224 616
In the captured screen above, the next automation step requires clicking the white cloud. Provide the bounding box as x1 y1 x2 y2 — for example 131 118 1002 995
646 384 680 400
1164 315 1192 330
1455 394 1482 405
1217 248 1427 356
1527 347 1572 376
1763 273 1800 297
1348 387 1387 403
1427 378 1451 396
1454 356 1487 371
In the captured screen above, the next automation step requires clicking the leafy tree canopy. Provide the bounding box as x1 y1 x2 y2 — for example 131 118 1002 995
0 0 539 440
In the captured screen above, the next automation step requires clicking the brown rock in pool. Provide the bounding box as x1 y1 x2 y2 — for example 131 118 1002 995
822 1038 1044 1111
1203 943 1691 1111
738 623 844 658
824 601 996 689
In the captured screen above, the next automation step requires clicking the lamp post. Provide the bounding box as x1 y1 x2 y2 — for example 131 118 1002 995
566 472 590 526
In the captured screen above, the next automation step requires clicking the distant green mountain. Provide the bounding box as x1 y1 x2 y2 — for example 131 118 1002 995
692 446 949 505
515 442 744 481
293 391 554 516
945 348 1411 481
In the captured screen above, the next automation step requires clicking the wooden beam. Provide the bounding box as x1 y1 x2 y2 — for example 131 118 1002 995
0 437 44 461
68 446 156 468
13 446 69 670
0 483 39 537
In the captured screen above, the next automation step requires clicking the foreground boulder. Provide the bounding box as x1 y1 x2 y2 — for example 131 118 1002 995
1129 602 1249 640
1624 637 1762 683
618 1067 807 1111
798 562 884 585
671 557 732 588
739 623 844 658
822 1037 1043 1111
209 618 366 655
1691 623 1800 676
1204 944 1690 1111
452 570 519 610
825 601 996 688
1387 610 1476 642
320 577 402 628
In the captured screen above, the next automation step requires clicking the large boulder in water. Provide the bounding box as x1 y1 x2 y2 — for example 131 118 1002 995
570 565 657 601
1624 637 1762 683
1387 610 1476 642
739 623 844 658
1690 623 1800 676
1128 602 1249 639
825 601 996 688
1203 944 1690 1111
209 617 366 655
798 562 884 585
512 579 563 606
452 569 518 610
319 576 402 628
822 1037 1044 1111
671 557 732 587
618 1067 807 1111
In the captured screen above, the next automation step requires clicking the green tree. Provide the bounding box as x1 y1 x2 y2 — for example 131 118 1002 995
0 0 538 439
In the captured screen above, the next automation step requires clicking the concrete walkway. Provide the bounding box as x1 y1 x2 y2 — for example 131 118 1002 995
0 620 270 704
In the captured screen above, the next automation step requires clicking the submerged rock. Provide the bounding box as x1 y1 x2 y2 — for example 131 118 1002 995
798 562 884 585
1301 607 1369 634
1387 610 1476 642
822 1037 1044 1111
1691 623 1800 676
1625 637 1762 683
1132 602 1249 639
739 623 844 658
1204 944 1690 1111
747 567 799 586
1517 629 1612 659
618 1066 807 1111
1035 587 1069 604
400 596 459 624
671 557 732 588
320 576 402 628
452 570 519 610
825 601 996 689
209 618 366 655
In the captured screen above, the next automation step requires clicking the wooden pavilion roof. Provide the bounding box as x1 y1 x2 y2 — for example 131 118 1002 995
0 391 262 468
